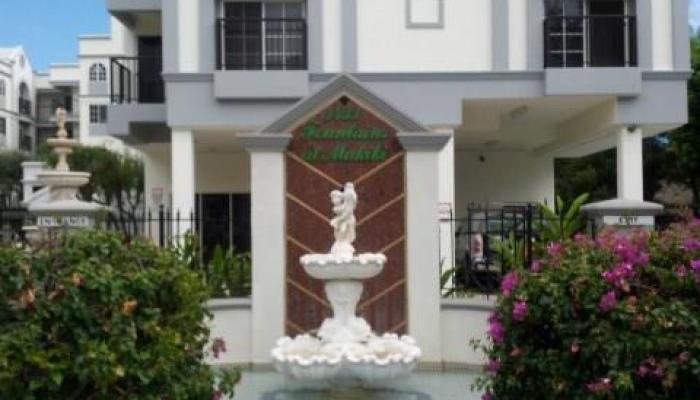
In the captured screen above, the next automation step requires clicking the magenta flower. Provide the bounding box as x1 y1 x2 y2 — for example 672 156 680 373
512 300 529 322
482 391 493 400
485 358 501 375
691 260 700 273
602 262 636 289
500 272 520 297
488 313 506 344
675 265 688 279
212 390 224 400
570 341 580 354
598 290 618 313
531 259 543 272
547 242 564 258
682 239 700 252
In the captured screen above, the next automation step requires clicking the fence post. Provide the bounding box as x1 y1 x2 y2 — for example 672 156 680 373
158 205 165 248
526 204 533 269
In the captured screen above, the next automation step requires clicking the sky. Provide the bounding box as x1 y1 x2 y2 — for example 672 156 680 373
0 0 698 72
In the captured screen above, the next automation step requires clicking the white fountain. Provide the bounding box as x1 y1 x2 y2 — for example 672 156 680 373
272 183 421 385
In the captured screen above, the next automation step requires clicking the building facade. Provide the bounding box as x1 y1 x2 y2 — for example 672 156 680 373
94 0 692 367
0 47 35 152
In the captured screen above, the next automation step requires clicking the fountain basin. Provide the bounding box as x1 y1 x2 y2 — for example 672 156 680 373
272 333 421 385
35 170 91 188
301 253 386 281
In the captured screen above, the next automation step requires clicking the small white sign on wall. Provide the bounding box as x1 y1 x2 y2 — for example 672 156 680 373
602 215 655 227
37 215 93 228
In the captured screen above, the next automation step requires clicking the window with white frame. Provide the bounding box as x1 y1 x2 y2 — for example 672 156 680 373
89 63 107 81
89 105 107 124
406 0 444 28
0 117 6 135
219 1 307 70
0 79 5 96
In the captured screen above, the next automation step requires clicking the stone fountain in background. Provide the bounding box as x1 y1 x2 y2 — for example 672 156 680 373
24 108 104 241
272 183 421 385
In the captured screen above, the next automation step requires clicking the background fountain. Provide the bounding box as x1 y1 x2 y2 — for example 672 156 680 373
272 183 421 385
24 108 104 241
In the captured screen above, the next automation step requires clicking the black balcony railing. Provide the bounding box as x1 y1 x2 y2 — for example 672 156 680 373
544 15 637 68
216 18 307 70
18 98 32 116
110 56 164 104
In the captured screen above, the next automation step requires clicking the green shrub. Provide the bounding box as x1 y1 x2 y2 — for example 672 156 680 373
207 247 251 298
476 219 700 399
0 230 240 399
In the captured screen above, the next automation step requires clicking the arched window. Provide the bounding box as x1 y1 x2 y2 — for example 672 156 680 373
89 63 107 81
0 79 5 96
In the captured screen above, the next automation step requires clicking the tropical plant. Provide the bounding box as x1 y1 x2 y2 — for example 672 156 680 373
208 246 252 298
493 231 527 270
0 230 240 399
537 193 590 243
475 219 700 399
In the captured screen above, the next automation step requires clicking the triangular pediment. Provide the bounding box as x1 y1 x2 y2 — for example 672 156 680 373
258 74 430 134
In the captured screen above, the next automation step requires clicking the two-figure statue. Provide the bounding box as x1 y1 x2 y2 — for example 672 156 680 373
330 182 358 257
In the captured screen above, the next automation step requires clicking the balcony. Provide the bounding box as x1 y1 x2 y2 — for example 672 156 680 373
108 56 167 142
110 56 164 104
213 18 309 100
216 18 307 71
544 15 637 68
18 98 32 117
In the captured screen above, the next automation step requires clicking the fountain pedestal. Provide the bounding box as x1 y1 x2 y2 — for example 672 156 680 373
271 183 421 385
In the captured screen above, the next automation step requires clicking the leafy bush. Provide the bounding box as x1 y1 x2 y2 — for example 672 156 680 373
476 218 700 399
0 231 240 399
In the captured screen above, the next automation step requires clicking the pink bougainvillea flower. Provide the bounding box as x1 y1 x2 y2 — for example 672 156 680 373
675 265 689 279
482 391 493 400
487 313 506 344
598 290 618 313
485 358 501 375
212 390 224 400
682 238 700 252
547 242 564 258
530 259 543 272
500 272 520 297
691 260 700 273
510 347 522 357
512 300 529 322
586 377 613 393
602 262 636 290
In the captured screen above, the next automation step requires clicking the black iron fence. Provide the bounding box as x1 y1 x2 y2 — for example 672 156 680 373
110 56 164 104
216 18 307 70
544 15 638 68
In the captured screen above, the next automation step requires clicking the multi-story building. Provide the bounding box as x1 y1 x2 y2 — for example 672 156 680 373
89 0 695 367
34 64 81 148
0 47 35 152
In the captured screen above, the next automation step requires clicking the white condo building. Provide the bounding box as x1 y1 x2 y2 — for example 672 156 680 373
5 0 694 368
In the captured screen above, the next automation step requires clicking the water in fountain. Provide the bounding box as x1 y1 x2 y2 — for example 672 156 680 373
271 183 421 386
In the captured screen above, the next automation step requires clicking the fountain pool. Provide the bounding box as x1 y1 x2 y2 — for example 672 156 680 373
232 370 483 400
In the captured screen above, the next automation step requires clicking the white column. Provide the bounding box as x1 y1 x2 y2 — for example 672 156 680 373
171 129 195 238
399 132 450 364
616 126 644 201
438 132 456 288
650 0 673 71
508 0 527 70
239 134 290 365
177 0 200 72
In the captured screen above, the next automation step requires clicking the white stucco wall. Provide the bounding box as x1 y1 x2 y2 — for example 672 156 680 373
441 302 491 366
650 0 674 71
454 150 555 216
323 0 343 72
143 147 172 210
207 301 252 366
508 0 527 70
357 0 492 72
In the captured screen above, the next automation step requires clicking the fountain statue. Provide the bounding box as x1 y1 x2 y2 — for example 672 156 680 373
272 183 421 385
